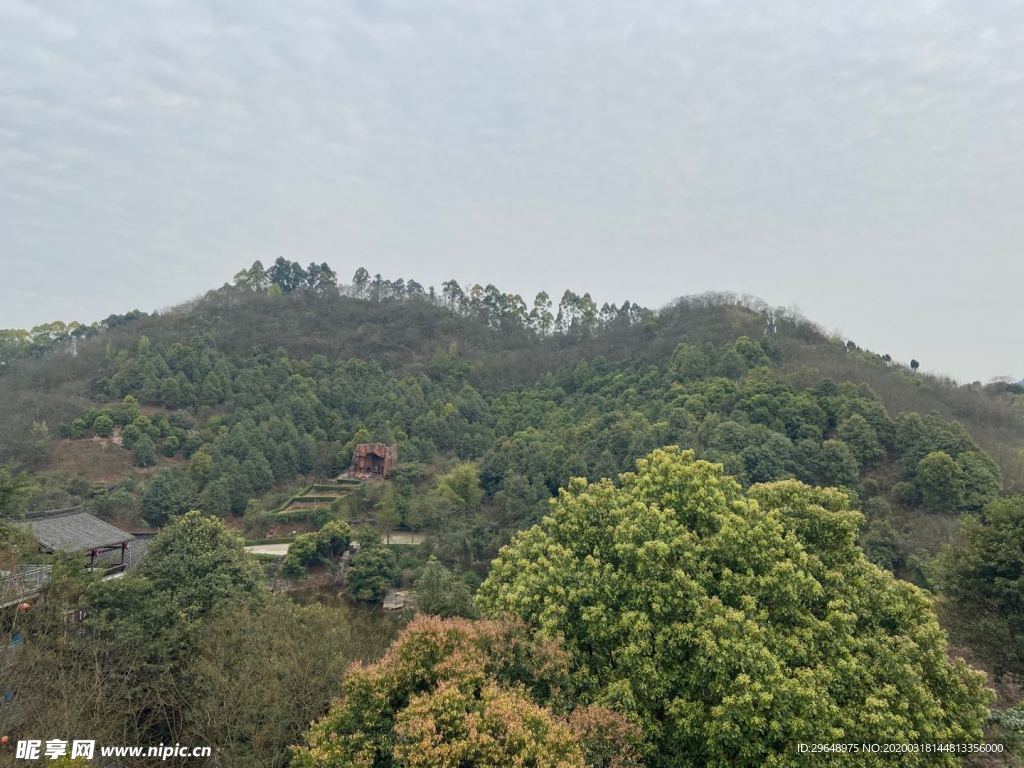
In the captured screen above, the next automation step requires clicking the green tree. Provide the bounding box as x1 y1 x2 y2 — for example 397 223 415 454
667 342 709 381
141 469 195 527
92 413 114 437
351 267 370 298
859 515 903 571
917 451 965 511
477 448 991 767
345 544 397 603
376 483 401 544
0 465 32 518
316 520 352 559
936 497 1024 675
282 533 321 578
956 451 1002 512
436 462 484 514
414 556 477 618
131 434 157 467
198 476 232 517
141 510 265 620
836 414 884 467
530 291 555 335
818 438 860 487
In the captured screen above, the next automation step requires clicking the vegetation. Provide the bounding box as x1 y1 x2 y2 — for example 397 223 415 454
281 520 353 577
1 261 1022 765
937 497 1024 677
345 544 399 603
415 556 478 618
2 514 393 767
292 615 643 768
478 448 993 767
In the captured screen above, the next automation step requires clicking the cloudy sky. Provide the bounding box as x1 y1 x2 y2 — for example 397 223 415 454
1 0 1021 382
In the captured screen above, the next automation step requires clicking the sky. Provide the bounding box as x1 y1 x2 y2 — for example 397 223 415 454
1 0 1021 383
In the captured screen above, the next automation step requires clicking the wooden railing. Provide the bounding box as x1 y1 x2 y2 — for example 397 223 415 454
0 565 53 606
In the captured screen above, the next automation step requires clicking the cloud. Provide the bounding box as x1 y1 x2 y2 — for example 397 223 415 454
0 0 1022 379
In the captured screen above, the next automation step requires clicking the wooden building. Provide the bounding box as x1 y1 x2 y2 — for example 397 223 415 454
18 507 136 574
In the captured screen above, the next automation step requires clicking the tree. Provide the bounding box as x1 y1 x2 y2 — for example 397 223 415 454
558 290 580 333
316 520 352 560
184 598 355 768
477 448 991 767
836 414 884 467
344 544 397 603
818 438 860 487
248 259 269 290
351 267 370 298
435 462 484 515
376 483 400 544
531 291 555 335
415 556 477 618
93 413 114 437
292 616 642 768
937 497 1024 675
859 515 903 571
282 533 320 578
956 451 1002 512
198 476 232 517
267 257 306 293
910 359 920 371
917 451 965 511
141 469 195 527
0 465 32 518
312 262 337 292
131 434 157 467
141 511 265 620
667 342 709 381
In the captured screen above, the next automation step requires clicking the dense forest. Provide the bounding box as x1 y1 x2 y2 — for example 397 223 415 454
2 259 1023 766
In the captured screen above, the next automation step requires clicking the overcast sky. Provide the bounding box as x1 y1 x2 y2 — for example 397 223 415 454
1 0 1021 382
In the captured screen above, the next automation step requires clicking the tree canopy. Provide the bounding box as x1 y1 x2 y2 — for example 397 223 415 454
937 496 1024 676
292 615 643 768
477 447 992 767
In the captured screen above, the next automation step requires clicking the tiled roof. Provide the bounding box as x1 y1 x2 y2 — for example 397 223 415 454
20 511 134 553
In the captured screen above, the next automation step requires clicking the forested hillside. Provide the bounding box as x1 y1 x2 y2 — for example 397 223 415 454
2 260 1023 765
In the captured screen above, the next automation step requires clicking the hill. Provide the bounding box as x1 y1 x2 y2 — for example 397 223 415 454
2 261 1022 575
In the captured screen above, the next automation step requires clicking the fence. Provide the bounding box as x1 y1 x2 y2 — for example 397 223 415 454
0 565 53 605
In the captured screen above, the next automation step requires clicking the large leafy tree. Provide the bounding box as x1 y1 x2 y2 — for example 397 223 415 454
141 510 265 619
477 448 991 767
292 615 642 768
